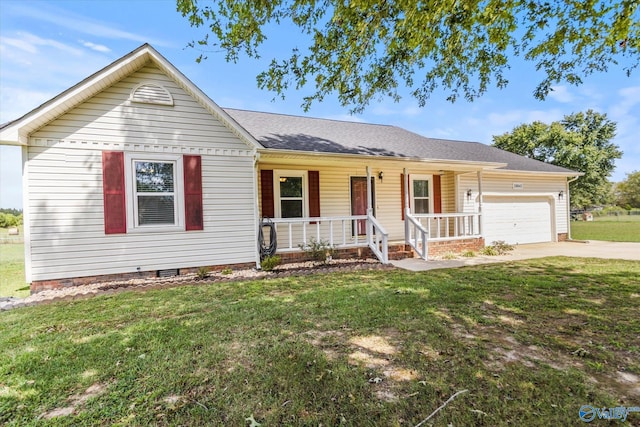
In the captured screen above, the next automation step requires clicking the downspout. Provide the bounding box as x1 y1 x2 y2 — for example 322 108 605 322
566 175 580 240
252 150 261 269
22 145 32 285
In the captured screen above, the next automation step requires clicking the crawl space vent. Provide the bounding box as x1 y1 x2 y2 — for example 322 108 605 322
157 268 179 278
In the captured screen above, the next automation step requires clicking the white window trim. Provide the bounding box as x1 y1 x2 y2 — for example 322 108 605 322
410 174 434 214
274 170 308 218
124 152 185 233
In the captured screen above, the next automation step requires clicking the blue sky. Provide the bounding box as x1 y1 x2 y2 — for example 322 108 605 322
1 0 638 209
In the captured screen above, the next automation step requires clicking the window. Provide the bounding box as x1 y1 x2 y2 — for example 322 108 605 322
275 171 306 218
124 153 184 231
134 161 176 225
412 176 432 214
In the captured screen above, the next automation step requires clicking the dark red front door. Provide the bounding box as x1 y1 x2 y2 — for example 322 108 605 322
351 177 374 235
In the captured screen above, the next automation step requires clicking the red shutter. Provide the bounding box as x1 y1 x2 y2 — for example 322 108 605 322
102 151 126 234
260 170 274 218
308 170 320 223
184 155 204 231
433 174 442 214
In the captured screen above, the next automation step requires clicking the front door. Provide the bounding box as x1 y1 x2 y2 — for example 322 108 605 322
351 177 375 235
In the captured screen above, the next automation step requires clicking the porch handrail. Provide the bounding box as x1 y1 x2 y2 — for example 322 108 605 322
411 212 481 241
405 211 428 260
366 213 389 264
269 215 368 250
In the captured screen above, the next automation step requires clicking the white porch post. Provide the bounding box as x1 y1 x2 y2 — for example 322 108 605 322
366 166 372 244
477 171 484 237
403 168 410 240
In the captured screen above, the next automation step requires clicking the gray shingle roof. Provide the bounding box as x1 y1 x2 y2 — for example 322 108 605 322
224 108 576 174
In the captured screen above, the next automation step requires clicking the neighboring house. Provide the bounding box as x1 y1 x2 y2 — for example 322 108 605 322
0 44 581 292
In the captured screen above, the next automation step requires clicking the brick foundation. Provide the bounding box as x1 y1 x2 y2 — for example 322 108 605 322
275 243 410 264
29 240 484 294
557 233 568 242
30 261 256 294
426 238 485 257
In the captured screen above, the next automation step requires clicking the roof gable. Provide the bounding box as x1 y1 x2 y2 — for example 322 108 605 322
0 44 261 150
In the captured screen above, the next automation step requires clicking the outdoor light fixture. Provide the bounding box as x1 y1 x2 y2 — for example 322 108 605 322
467 189 473 200
559 190 564 200
378 171 384 182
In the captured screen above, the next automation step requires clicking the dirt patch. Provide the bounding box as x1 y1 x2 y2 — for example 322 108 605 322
349 335 397 356
40 382 108 419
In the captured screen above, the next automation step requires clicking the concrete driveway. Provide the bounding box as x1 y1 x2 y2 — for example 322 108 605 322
391 240 640 272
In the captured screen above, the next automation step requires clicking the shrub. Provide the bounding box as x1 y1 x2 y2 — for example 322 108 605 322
491 240 515 255
593 206 627 217
261 255 281 272
480 246 498 256
461 250 476 257
196 266 209 279
298 237 335 263
221 267 233 275
480 241 515 256
441 252 457 260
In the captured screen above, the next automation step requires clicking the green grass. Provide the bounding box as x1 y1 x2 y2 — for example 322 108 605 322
1 258 639 426
0 243 28 298
572 215 640 242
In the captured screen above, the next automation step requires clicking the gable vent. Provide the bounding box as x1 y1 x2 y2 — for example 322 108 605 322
129 83 174 106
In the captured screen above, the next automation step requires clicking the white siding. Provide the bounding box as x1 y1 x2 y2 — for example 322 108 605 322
26 64 257 281
459 172 568 241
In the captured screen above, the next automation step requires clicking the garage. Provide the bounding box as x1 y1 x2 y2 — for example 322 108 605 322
482 196 553 245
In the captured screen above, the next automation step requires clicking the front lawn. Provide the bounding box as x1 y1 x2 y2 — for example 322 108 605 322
571 215 640 242
0 243 28 298
1 258 639 426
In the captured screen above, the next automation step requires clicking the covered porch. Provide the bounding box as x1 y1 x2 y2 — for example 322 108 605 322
257 154 492 264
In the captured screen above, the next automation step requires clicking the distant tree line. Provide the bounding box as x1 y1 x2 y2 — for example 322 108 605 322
0 208 23 228
613 171 640 209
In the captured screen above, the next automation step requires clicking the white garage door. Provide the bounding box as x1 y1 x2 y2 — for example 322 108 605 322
483 197 553 245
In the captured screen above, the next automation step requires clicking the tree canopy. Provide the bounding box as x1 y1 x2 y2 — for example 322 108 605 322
177 0 640 112
492 110 622 209
615 170 640 208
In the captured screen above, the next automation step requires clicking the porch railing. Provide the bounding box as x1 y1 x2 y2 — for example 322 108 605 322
269 215 368 250
405 211 428 260
366 213 389 264
267 215 389 264
412 213 482 241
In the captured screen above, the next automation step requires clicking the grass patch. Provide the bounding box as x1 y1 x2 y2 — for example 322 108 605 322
1 257 639 425
0 243 28 298
572 217 640 242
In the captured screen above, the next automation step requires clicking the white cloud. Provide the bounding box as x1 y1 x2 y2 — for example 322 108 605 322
0 86 57 123
0 146 22 209
609 85 640 117
1 33 83 56
81 41 111 53
548 85 574 103
7 2 171 47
